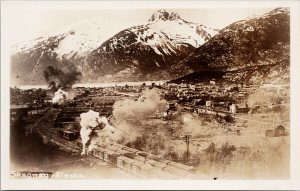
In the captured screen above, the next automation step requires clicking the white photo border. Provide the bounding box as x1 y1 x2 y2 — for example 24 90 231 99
1 0 300 190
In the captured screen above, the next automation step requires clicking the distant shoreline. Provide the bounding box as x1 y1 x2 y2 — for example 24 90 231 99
12 80 167 90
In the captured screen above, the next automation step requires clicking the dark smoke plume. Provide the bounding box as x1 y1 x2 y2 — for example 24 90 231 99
43 59 82 90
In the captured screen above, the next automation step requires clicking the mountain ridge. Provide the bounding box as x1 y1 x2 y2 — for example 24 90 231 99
10 10 218 85
10 8 289 86
167 7 290 85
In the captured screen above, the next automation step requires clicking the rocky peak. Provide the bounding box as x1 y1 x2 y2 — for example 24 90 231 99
169 12 181 21
148 10 182 23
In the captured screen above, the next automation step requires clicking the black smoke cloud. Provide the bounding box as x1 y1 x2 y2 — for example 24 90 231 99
43 59 82 90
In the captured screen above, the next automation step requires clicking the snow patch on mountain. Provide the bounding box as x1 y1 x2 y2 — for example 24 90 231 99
121 10 218 57
147 10 218 48
53 20 103 58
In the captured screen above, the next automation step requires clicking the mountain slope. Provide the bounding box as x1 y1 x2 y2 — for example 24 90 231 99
10 19 120 85
169 8 290 85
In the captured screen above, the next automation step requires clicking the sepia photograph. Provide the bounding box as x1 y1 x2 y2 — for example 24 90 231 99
1 0 300 190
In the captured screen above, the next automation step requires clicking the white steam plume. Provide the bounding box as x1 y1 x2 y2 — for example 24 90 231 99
52 88 68 105
79 110 117 156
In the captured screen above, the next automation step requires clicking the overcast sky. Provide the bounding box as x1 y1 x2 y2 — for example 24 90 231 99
4 8 274 45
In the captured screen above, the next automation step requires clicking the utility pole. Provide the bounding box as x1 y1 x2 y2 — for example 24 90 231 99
184 134 191 164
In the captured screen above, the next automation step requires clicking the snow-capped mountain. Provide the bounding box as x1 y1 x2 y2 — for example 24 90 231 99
86 10 218 82
11 19 125 59
10 19 108 85
11 10 218 85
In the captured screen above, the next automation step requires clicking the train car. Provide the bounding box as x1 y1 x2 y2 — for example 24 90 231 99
117 156 134 172
92 147 106 160
105 151 122 164
92 146 120 165
117 156 125 168
58 129 79 141
131 160 145 176
123 157 135 173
